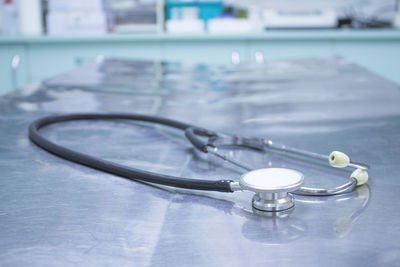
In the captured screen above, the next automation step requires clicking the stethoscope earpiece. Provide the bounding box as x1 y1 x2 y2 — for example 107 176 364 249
329 151 369 186
329 151 350 168
351 168 369 186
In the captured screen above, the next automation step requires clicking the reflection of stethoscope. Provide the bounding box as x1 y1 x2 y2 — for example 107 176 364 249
240 185 370 243
29 113 370 214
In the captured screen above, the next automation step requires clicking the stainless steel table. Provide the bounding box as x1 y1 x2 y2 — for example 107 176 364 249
1 57 399 266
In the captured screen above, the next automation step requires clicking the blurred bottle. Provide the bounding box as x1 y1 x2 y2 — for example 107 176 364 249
2 0 19 35
0 2 2 34
17 0 43 35
395 0 400 27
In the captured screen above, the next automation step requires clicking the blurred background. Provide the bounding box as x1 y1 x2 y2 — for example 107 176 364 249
0 0 399 95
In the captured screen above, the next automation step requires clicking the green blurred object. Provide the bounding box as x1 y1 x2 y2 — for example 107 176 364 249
235 9 248 19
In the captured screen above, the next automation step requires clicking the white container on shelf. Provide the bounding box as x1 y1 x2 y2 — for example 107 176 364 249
17 0 43 35
0 3 2 33
46 0 106 35
47 11 107 35
166 19 204 33
262 8 337 29
2 0 19 35
208 18 254 33
48 0 103 11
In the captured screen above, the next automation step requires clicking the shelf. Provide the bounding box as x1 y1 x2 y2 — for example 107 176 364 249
1 29 400 44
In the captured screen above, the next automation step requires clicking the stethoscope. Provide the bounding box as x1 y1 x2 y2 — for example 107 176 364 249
29 113 369 213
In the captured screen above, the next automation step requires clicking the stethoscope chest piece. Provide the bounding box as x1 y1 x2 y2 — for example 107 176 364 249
239 168 304 212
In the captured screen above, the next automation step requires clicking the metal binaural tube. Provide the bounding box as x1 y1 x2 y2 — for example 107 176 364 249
205 145 253 171
262 139 369 170
294 179 357 196
263 139 329 161
206 136 363 196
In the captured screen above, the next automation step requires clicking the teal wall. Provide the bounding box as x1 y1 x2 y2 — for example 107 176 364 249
0 30 399 95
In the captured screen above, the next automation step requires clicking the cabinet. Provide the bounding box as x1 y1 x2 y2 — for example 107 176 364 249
0 30 399 96
249 40 333 62
0 45 28 95
28 41 164 82
163 39 248 63
333 40 400 83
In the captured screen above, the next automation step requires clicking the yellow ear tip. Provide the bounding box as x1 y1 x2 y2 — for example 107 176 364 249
329 151 350 168
351 169 369 186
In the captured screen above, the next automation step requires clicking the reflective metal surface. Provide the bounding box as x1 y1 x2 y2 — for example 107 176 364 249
1 57 400 266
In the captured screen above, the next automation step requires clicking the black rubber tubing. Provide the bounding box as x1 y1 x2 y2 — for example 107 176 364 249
28 113 234 192
184 127 217 152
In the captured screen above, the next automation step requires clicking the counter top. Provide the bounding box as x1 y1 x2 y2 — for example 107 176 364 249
1 57 400 266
